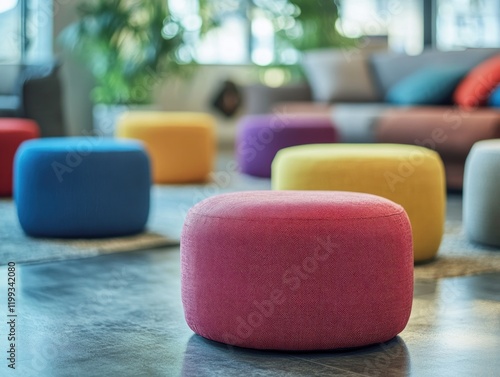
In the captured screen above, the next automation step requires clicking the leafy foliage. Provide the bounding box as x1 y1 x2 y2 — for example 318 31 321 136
252 0 356 84
255 0 356 52
59 0 200 104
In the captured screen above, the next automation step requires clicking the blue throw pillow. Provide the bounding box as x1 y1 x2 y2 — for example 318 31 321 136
488 86 500 107
386 66 469 105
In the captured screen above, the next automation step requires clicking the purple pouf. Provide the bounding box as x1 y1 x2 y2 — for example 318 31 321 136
236 114 338 177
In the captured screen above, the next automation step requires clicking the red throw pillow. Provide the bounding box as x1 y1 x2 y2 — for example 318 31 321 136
454 54 500 109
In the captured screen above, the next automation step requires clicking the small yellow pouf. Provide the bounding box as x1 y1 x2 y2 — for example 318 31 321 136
272 144 446 262
116 112 215 183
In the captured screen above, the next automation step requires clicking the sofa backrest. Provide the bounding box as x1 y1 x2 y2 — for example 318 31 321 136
301 49 383 103
370 48 500 97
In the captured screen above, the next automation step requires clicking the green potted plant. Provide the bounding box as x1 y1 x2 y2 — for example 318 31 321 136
58 0 210 135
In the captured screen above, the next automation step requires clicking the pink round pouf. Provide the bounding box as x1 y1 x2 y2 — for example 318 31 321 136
181 191 414 351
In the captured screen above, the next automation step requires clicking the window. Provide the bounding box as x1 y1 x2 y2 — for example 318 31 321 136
169 0 314 66
337 0 393 37
338 0 423 55
26 0 53 62
171 0 426 64
0 0 53 64
339 0 500 53
195 1 251 64
436 0 500 50
0 1 21 63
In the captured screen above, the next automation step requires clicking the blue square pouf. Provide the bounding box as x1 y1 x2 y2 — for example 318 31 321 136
14 137 151 238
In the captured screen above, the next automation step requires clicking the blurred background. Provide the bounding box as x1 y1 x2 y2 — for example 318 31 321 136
1 0 499 145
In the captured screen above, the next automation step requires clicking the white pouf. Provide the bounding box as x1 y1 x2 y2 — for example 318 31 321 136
463 139 500 247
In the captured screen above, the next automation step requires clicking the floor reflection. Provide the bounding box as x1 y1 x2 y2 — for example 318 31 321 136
181 335 410 376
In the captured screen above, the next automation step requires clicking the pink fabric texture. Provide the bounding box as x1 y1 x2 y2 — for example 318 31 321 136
181 191 414 351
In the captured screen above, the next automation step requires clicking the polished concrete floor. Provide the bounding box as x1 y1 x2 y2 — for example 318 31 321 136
1 162 499 376
1 246 500 377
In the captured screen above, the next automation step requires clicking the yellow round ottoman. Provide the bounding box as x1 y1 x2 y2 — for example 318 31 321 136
272 144 446 262
116 112 215 183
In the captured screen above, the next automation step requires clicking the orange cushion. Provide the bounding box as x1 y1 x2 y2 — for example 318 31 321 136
454 54 500 109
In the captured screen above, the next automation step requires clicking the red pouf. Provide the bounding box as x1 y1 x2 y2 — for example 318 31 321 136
0 118 40 196
181 191 414 351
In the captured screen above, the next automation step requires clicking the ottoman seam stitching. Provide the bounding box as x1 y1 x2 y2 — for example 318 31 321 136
187 210 406 222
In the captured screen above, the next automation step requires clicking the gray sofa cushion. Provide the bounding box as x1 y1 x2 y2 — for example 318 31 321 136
302 49 381 103
370 48 500 97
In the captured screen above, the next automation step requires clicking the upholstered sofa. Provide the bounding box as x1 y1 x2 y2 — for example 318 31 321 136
0 62 66 137
263 48 500 190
